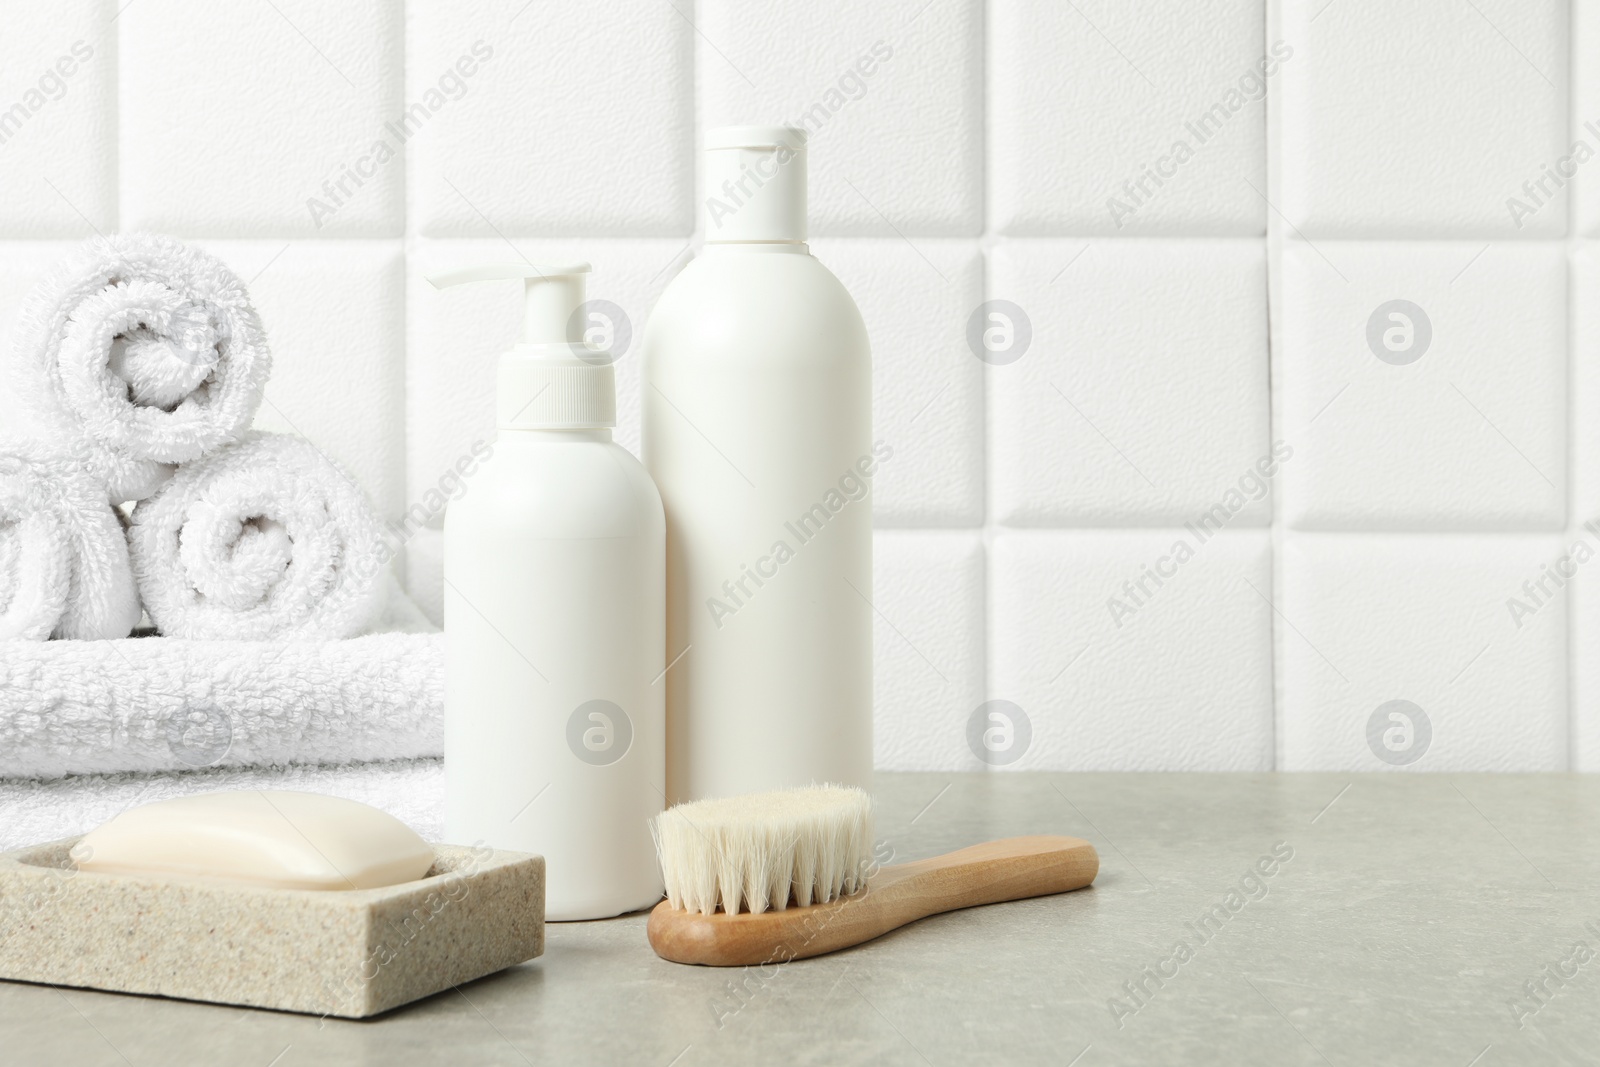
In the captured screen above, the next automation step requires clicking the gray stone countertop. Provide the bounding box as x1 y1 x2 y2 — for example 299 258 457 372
5 771 1599 1065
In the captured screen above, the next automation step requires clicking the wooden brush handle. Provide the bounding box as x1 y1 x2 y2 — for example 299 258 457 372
648 835 1098 967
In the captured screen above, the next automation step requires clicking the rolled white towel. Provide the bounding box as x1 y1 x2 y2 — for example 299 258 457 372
129 432 387 640
0 448 142 640
5 233 271 501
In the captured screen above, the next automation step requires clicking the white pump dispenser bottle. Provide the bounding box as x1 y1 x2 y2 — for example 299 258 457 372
641 127 875 804
434 263 665 920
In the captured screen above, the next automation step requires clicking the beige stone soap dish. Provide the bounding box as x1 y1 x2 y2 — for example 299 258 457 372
0 837 544 1018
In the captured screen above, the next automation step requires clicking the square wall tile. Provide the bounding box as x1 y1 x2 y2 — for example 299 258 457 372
409 0 692 238
991 0 1269 236
873 531 986 771
990 239 1270 527
699 0 983 237
1577 0 1600 238
1280 534 1566 772
811 239 984 526
1280 241 1566 532
1570 532 1600 771
1577 244 1600 525
407 239 686 511
0 5 115 237
211 241 406 519
990 529 1274 771
1280 0 1567 237
121 0 403 237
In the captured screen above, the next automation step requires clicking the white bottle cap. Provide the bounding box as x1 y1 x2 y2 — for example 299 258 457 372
703 125 808 243
427 263 616 430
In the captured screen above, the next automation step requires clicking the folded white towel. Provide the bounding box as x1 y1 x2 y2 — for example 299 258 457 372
0 448 141 641
0 630 441 778
5 233 271 502
129 432 387 640
0 758 443 851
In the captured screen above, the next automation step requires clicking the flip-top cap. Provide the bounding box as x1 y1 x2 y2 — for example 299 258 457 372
703 125 807 243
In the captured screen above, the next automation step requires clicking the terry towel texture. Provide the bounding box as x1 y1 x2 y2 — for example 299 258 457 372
0 758 444 851
129 431 387 640
3 233 271 502
0 449 141 641
0 631 442 779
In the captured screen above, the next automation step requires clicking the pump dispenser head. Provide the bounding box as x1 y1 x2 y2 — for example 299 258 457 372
427 263 616 430
703 126 808 244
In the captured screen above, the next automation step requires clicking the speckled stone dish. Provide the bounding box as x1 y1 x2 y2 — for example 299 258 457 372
0 838 544 1018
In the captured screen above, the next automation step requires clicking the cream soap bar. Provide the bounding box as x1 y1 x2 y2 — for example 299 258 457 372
72 790 435 890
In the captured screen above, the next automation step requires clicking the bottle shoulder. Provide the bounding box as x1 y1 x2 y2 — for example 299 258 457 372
656 249 857 308
447 440 664 540
642 250 869 363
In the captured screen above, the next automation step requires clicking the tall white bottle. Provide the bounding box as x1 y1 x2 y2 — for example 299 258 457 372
437 263 665 920
642 127 875 804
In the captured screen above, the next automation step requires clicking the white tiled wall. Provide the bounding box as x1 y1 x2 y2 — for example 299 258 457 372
0 0 1589 771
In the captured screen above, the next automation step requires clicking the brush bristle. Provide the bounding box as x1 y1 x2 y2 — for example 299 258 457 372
651 785 873 916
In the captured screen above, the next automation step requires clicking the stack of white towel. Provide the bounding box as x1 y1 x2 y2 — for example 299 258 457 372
0 234 443 848
1 233 393 642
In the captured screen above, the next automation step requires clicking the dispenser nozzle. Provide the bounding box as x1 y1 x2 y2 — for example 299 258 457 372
426 262 592 346
425 260 615 430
